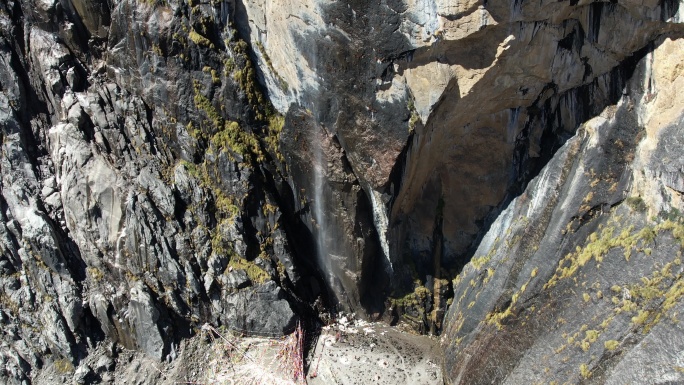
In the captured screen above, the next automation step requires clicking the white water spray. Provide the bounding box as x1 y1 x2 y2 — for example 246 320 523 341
306 39 336 294
369 189 393 272
311 125 334 292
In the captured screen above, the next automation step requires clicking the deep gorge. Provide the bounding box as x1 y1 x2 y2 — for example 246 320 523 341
1 0 684 383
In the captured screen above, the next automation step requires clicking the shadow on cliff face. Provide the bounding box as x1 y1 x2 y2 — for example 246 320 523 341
408 28 502 71
229 0 420 318
441 33 684 383
277 106 389 315
198 0 681 335
385 0 682 334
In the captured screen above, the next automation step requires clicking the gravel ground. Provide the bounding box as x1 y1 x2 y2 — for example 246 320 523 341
31 318 442 385
306 317 443 385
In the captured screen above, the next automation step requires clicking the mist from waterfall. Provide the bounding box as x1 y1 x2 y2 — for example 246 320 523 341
311 125 335 298
307 42 341 308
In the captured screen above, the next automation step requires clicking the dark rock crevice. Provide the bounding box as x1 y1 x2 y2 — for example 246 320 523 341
442 31 684 383
391 25 678 299
1 0 684 382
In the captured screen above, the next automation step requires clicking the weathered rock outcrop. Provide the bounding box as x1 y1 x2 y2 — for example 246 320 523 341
237 0 684 330
391 0 684 274
1 0 684 382
0 0 316 382
441 36 684 384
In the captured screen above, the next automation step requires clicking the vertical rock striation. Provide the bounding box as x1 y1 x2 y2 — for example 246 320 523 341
0 0 315 382
441 36 684 384
1 0 684 382
237 0 684 330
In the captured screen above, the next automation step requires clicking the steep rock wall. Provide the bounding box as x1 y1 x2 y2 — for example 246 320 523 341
441 36 684 384
240 0 684 328
1 0 684 382
392 0 683 268
0 0 325 382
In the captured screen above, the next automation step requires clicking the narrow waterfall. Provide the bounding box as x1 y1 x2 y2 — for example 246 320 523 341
306 42 344 307
311 125 334 298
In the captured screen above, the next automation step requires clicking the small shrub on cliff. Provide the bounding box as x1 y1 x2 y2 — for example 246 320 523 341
626 196 647 212
227 256 270 284
54 358 74 374
604 340 619 350
579 363 591 379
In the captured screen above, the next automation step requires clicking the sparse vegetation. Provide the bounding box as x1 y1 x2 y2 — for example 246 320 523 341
193 83 222 130
255 41 289 91
177 159 240 226
485 264 537 329
211 120 263 161
223 57 235 76
626 196 647 212
151 43 163 56
632 310 650 326
191 81 264 163
54 358 75 374
226 255 270 284
579 363 591 379
231 39 265 116
407 97 420 133
87 266 104 282
188 28 213 48
580 329 600 351
0 293 20 315
470 253 492 270
202 66 221 85
544 217 684 289
265 114 285 162
390 281 431 308
604 340 619 350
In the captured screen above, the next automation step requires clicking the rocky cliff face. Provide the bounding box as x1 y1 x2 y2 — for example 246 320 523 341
441 36 684 384
241 0 684 329
0 0 319 382
1 0 684 383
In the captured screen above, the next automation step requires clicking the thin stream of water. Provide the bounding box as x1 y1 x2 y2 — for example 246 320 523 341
312 125 334 294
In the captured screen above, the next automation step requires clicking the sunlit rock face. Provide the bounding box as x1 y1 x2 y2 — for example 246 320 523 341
0 0 310 383
2 0 684 382
440 36 684 384
238 0 684 323
389 0 684 274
